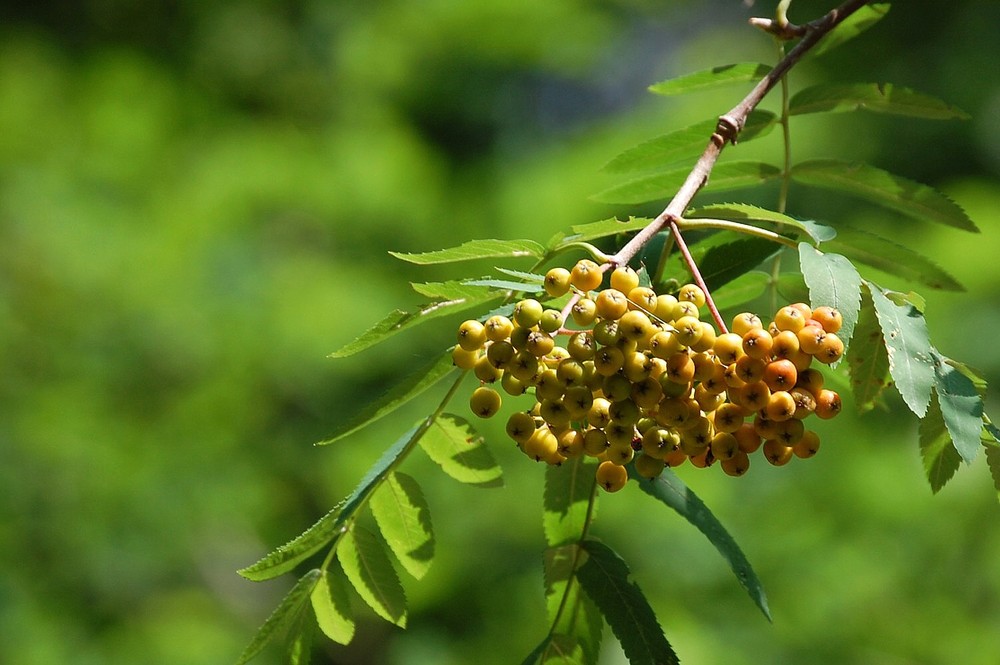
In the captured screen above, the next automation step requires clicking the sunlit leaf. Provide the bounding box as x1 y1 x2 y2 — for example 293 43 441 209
566 217 652 243
319 351 456 445
461 278 545 293
370 472 435 580
541 544 603 665
810 3 891 57
311 566 355 645
330 295 502 358
687 202 836 244
495 267 548 284
239 503 345 582
934 352 983 464
648 63 771 96
411 280 495 300
603 111 775 173
798 244 862 350
287 607 313 665
389 239 545 264
789 83 969 120
592 161 781 205
631 467 771 620
824 228 964 291
710 270 770 311
543 457 597 548
337 525 407 628
237 569 321 665
577 539 678 665
420 413 504 487
848 287 892 413
868 284 935 418
919 394 962 494
791 160 977 232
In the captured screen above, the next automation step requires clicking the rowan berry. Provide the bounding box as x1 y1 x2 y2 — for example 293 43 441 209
627 286 658 312
793 429 821 458
763 358 798 392
513 299 544 328
583 428 610 456
619 310 653 342
815 389 842 419
774 305 806 333
742 328 774 360
458 320 488 351
596 460 628 492
764 391 797 422
470 386 502 418
634 453 666 479
506 411 536 444
610 266 640 294
815 333 844 364
737 381 771 411
721 450 751 477
812 306 843 334
654 294 679 322
678 283 707 309
544 267 572 298
593 319 621 346
501 371 527 396
734 423 762 454
735 355 767 384
452 346 480 370
571 297 598 326
732 312 763 337
571 259 603 291
713 402 747 433
713 333 745 364
762 439 793 466
474 355 502 383
596 288 629 320
771 330 800 359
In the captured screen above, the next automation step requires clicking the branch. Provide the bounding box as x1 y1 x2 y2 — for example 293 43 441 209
608 0 872 269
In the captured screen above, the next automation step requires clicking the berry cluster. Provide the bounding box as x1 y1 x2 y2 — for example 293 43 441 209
456 260 844 492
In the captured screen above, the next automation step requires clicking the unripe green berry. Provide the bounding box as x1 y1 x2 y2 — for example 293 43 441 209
544 267 572 298
513 299 544 328
470 386 502 418
538 309 563 333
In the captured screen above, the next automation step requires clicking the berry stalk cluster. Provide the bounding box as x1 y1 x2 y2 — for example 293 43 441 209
456 259 844 492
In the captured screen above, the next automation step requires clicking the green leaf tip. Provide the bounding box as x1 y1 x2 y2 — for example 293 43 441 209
648 62 771 96
389 238 545 265
236 569 321 665
790 82 969 120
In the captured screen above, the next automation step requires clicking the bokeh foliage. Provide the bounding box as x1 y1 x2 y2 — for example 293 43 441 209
1 1 999 664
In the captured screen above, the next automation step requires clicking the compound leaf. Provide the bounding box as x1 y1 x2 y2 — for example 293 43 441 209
710 270 770 310
868 284 935 418
934 353 983 464
319 351 455 445
577 539 678 665
337 524 407 628
919 395 962 494
389 239 545 264
410 280 494 300
420 413 504 487
985 445 1000 503
810 3 891 57
848 287 892 413
566 217 651 243
798 244 862 350
461 278 546 293
592 161 781 205
791 160 977 232
543 457 597 548
789 82 969 120
541 544 603 665
699 236 780 292
824 228 964 291
648 62 771 96
370 472 435 580
688 202 836 243
239 504 345 582
311 566 355 645
237 569 321 665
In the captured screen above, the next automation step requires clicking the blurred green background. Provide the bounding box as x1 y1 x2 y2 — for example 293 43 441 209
2 1 999 664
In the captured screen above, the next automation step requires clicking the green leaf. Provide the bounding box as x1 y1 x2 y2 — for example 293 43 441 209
688 202 836 244
420 413 504 487
495 267 548 284
775 271 810 305
603 111 775 173
791 160 978 232
577 539 679 665
330 295 502 358
311 566 355 645
337 524 407 628
710 270 770 311
919 395 962 494
237 569 321 665
286 607 313 665
648 62 771 96
411 280 495 300
868 284 935 418
593 161 782 205
810 3 891 57
543 457 597 548
239 504 345 582
462 278 545 293
319 351 456 445
699 237 780 292
789 83 969 120
389 239 545 264
933 352 983 464
985 445 1000 502
542 544 603 665
370 472 435 580
798 244 862 350
632 467 771 621
848 287 892 413
566 217 651 243
823 228 964 291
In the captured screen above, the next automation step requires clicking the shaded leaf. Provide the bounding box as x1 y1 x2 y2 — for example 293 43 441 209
337 525 407 628
542 544 603 665
934 352 983 464
648 62 771 96
389 239 545 264
543 457 597 548
239 504 345 582
919 395 962 494
411 280 495 300
237 569 321 665
776 271 810 304
868 284 935 418
789 83 969 120
370 472 435 580
699 237 780 292
495 267 548 284
420 413 504 487
566 217 652 243
319 351 456 445
311 566 355 645
791 160 977 232
577 539 678 665
330 295 501 358
810 3 891 57
592 161 782 205
985 445 1000 503
604 111 775 173
462 278 545 293
848 287 892 413
824 228 964 291
287 608 313 665
632 467 771 620
710 270 770 311
687 203 836 243
798 244 862 351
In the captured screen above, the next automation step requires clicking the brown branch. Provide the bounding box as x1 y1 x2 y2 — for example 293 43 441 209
608 0 872 269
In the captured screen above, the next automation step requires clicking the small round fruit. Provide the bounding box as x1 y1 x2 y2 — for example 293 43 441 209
596 460 629 492
457 320 487 351
627 287 658 312
571 259 604 292
678 283 706 309
732 312 763 337
596 288 629 320
741 328 774 360
486 340 516 370
815 333 844 364
815 389 842 419
538 309 564 334
470 386 502 418
797 326 827 356
571 298 598 326
484 315 514 342
710 431 739 462
721 451 751 477
619 310 652 342
763 358 798 392
764 390 797 422
762 439 793 466
506 411 536 444
500 371 527 396
774 305 806 333
513 299 544 328
524 426 559 462
610 266 640 294
452 346 480 370
714 333 745 365
474 355 502 383
812 306 842 333
635 453 666 479
793 430 821 458
544 267 572 297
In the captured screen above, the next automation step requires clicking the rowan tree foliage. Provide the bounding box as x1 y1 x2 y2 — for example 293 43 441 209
237 2 1000 663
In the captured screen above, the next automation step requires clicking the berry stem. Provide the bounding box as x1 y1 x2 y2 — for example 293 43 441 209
668 218 729 335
